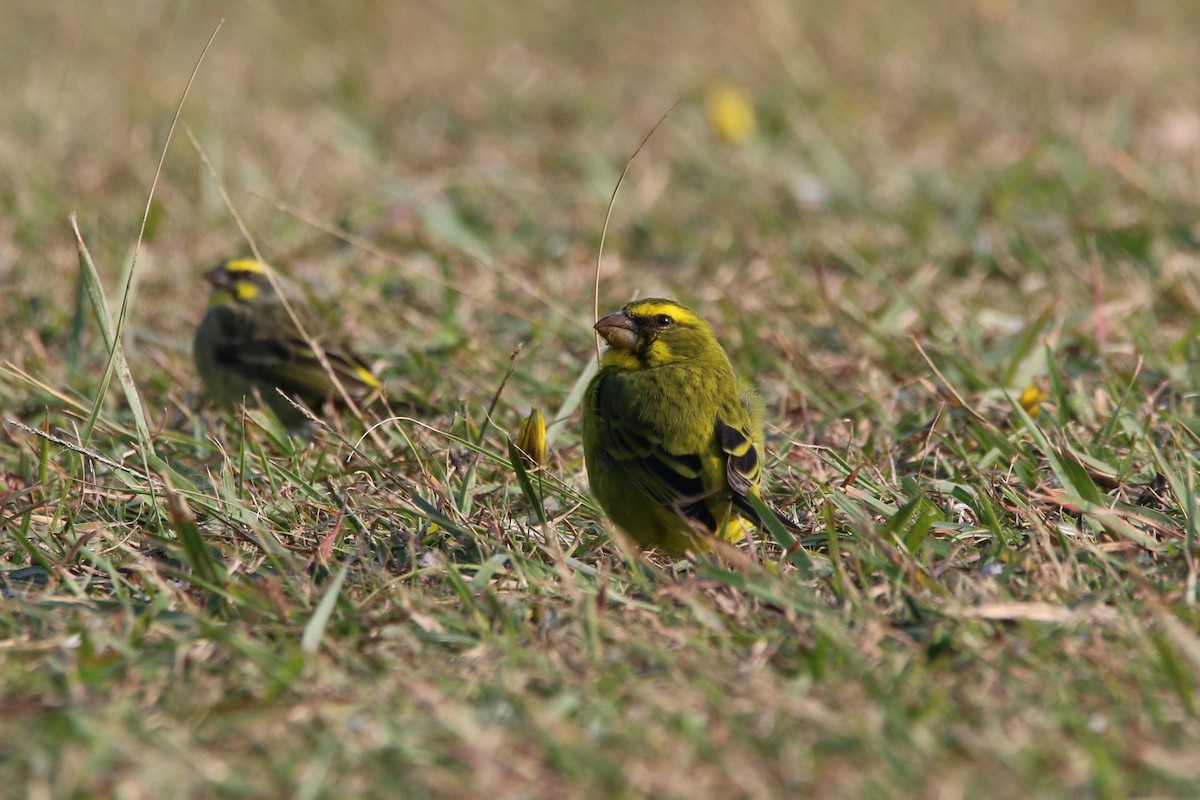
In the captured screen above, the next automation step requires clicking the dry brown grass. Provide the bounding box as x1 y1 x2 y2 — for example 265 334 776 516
4 1 1200 797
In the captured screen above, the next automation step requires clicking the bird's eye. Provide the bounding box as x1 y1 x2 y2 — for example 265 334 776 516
655 314 674 327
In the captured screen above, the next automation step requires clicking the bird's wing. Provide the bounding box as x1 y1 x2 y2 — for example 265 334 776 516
597 395 720 531
277 336 380 397
217 335 379 402
719 401 802 532
716 416 761 500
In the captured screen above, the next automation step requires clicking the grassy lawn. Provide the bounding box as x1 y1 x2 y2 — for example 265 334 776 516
4 1 1200 796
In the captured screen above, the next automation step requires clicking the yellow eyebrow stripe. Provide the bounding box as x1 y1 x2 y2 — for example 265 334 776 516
223 258 267 274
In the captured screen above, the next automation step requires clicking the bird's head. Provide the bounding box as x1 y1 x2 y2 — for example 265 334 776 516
594 298 725 368
203 258 277 307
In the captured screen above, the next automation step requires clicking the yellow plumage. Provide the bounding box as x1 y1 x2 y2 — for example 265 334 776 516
193 258 382 430
582 298 780 556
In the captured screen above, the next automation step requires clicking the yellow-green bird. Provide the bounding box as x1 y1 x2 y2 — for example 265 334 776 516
582 298 783 556
193 258 382 430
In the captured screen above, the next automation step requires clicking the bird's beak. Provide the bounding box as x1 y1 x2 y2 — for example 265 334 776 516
203 266 230 289
594 311 638 350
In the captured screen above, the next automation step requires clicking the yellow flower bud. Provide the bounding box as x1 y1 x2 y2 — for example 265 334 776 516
1018 384 1049 418
516 408 547 468
705 83 757 144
